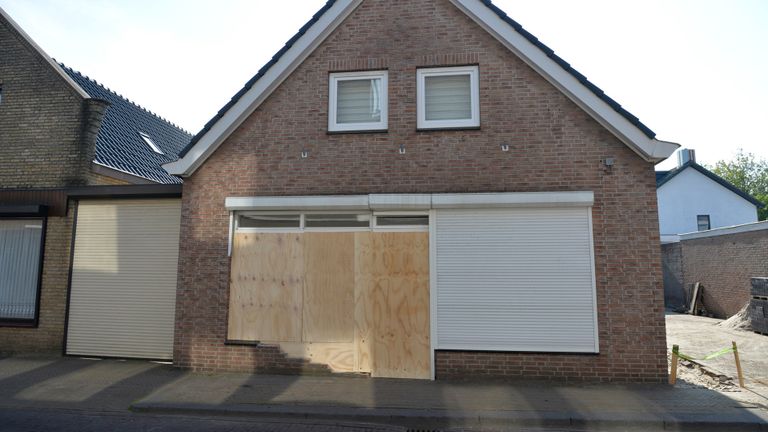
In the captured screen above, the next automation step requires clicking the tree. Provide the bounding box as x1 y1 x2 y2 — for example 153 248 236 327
708 150 768 221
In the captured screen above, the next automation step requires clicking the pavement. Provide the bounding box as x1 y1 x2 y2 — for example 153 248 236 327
666 312 768 401
1 356 767 431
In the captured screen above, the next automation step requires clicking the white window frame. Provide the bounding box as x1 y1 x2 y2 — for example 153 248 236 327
372 211 430 232
328 70 388 132
417 65 480 130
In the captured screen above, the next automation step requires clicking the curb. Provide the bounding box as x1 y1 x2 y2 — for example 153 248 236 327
131 401 768 431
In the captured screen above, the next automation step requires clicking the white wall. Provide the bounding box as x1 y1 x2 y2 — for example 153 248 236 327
657 168 758 235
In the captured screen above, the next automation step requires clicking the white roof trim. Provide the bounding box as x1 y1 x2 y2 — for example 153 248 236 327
164 0 363 176
679 220 768 241
449 0 677 163
0 7 90 100
166 0 677 177
226 191 593 211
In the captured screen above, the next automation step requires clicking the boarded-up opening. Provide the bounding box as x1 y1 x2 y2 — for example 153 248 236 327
227 231 430 379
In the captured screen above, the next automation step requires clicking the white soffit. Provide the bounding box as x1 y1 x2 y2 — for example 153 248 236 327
449 0 678 162
163 0 363 176
0 7 90 100
226 191 593 211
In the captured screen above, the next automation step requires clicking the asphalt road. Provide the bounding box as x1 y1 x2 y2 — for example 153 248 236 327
0 407 401 432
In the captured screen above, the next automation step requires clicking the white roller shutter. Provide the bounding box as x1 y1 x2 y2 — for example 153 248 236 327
66 199 181 359
435 206 598 353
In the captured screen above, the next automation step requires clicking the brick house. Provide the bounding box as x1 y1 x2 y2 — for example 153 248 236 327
165 0 678 382
0 7 189 357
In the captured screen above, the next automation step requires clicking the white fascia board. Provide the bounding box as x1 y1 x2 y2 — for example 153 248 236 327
431 191 594 208
0 7 90 100
369 194 432 210
449 0 678 163
660 235 680 244
227 191 594 211
164 0 363 177
679 220 768 241
226 195 370 212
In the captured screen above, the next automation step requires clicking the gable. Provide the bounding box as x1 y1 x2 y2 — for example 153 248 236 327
658 164 763 208
164 0 678 177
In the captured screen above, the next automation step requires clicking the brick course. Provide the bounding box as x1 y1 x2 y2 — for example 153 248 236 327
174 0 667 382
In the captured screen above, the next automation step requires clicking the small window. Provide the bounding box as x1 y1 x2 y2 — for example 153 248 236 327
139 132 164 155
375 215 429 227
417 65 479 129
328 71 388 132
697 215 711 231
0 219 44 325
305 213 371 229
238 214 300 229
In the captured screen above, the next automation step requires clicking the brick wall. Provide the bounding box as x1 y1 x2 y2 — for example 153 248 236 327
679 228 768 318
661 242 684 309
0 16 123 354
174 0 667 382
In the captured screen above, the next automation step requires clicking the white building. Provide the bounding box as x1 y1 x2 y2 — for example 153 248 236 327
656 149 762 241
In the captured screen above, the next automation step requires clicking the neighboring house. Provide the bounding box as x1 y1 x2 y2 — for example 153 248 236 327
165 0 677 382
0 7 188 358
656 149 762 240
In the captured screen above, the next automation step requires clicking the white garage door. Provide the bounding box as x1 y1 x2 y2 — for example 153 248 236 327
435 206 598 353
66 199 181 359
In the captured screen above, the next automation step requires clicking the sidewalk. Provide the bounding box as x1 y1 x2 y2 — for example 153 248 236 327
0 356 766 431
131 369 768 430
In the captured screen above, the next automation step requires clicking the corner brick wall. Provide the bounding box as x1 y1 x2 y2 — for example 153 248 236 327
174 0 667 382
661 242 684 309
0 16 125 354
680 229 768 318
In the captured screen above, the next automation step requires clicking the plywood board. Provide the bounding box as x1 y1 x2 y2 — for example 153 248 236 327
275 342 356 373
228 233 303 342
369 232 431 379
303 233 355 343
354 232 374 373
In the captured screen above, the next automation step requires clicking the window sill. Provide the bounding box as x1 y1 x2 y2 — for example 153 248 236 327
0 319 38 328
327 129 388 135
416 126 481 132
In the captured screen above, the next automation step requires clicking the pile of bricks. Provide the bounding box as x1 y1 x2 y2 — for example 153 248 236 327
751 278 768 334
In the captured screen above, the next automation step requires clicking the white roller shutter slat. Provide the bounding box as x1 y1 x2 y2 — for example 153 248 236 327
435 207 598 353
66 199 181 360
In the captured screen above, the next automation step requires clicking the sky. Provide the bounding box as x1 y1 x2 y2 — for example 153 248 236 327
2 0 767 170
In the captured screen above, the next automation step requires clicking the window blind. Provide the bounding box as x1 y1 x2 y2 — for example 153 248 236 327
336 78 381 124
0 220 43 320
425 74 472 121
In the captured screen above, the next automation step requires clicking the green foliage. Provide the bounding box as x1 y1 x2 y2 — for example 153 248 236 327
708 149 768 220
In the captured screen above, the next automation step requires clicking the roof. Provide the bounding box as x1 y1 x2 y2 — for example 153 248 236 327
656 162 765 208
63 66 192 184
165 0 678 176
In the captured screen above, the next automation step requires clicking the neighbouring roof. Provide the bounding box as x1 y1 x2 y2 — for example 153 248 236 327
63 66 192 184
656 162 765 208
165 0 678 176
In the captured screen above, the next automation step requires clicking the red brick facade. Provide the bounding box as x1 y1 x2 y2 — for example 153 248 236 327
174 0 667 382
678 229 768 318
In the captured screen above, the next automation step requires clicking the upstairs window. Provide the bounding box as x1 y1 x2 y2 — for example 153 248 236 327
417 65 479 129
696 215 711 231
139 132 164 155
328 71 388 132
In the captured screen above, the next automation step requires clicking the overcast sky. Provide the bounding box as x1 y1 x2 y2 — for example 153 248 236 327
2 0 766 169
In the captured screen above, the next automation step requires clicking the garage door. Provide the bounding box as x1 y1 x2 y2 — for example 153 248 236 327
434 206 598 353
66 199 181 359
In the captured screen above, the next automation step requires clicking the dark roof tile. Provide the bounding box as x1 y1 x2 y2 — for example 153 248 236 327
62 66 191 184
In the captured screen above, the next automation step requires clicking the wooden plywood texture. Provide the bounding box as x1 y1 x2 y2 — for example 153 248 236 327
228 233 304 342
303 233 355 343
227 230 430 379
369 233 431 379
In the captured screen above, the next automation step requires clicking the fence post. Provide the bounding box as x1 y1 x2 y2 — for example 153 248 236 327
669 344 679 385
732 341 745 388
